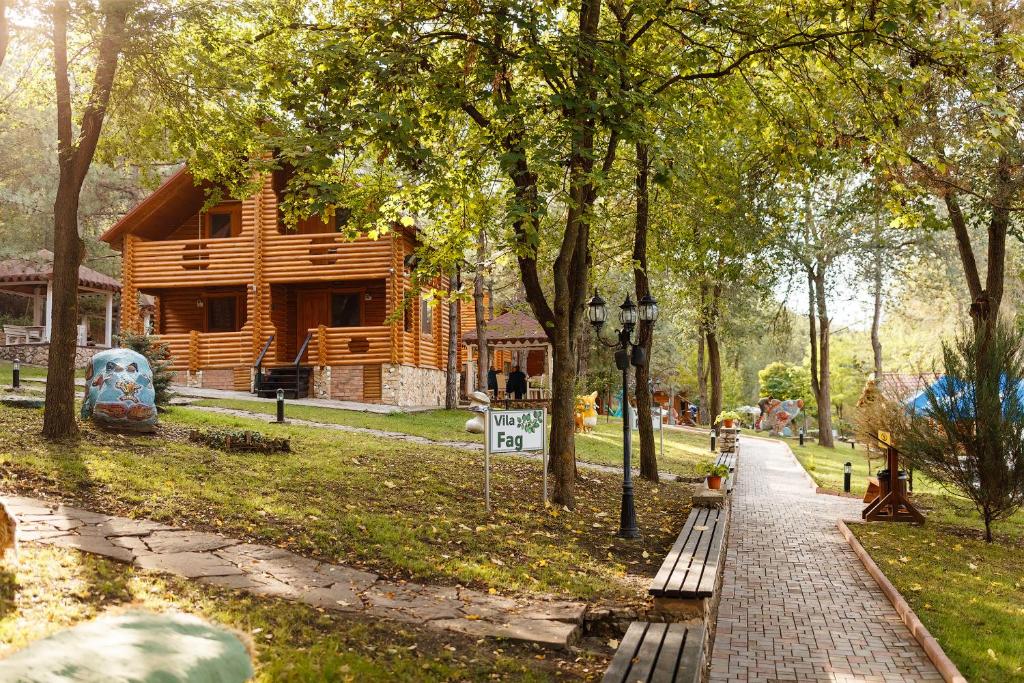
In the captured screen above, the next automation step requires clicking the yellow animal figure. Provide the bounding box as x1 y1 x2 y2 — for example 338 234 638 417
574 391 599 433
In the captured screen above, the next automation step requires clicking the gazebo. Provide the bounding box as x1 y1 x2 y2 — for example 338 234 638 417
0 250 120 348
462 310 553 399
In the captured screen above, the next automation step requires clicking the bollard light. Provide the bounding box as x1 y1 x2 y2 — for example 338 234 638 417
851 440 855 449
12 357 19 390
710 427 717 452
844 461 852 493
799 427 804 447
276 388 285 423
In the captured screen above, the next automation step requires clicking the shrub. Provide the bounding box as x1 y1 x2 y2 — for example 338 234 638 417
894 321 1024 541
188 428 290 453
695 460 730 479
118 331 174 406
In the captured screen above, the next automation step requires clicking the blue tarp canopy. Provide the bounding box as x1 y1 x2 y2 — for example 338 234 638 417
905 375 1024 417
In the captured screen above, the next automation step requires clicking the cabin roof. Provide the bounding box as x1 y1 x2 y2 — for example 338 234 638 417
875 372 941 402
0 250 120 293
100 167 208 248
462 311 548 345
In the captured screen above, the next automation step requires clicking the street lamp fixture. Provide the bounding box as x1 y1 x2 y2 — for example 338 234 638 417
587 288 659 539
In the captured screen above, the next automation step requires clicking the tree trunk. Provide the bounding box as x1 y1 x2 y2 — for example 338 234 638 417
0 0 9 68
807 267 819 401
696 316 707 426
473 231 489 394
632 142 657 482
707 281 723 426
871 250 883 377
813 266 835 448
445 268 460 409
43 0 128 440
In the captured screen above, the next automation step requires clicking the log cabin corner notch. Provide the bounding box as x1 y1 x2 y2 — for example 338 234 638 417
101 168 450 407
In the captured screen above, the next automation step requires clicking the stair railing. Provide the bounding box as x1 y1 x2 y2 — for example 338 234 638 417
253 334 275 393
293 330 314 397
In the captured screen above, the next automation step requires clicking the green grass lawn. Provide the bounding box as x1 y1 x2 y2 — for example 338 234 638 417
194 398 710 477
0 360 48 382
849 523 1024 682
0 544 598 681
0 404 691 602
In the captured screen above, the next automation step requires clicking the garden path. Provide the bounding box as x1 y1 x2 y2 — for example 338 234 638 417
6 493 585 648
710 437 942 682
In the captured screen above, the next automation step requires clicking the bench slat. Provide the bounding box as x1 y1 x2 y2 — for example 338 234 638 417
674 623 705 683
676 510 720 596
649 622 687 683
602 622 647 682
697 512 728 596
648 507 704 594
626 622 668 681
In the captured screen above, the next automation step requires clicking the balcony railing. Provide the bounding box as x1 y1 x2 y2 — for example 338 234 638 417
132 236 254 288
158 331 249 371
302 325 392 366
263 233 392 283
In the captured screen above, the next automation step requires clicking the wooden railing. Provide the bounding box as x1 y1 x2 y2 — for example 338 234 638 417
263 233 392 283
132 236 254 287
302 325 391 365
159 331 249 371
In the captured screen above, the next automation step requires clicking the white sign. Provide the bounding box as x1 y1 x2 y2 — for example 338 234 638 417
488 409 546 453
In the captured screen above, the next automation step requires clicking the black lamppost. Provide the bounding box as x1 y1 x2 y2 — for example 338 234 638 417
587 289 659 539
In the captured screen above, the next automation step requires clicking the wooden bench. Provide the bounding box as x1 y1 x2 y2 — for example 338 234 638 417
602 621 704 683
649 507 727 613
714 452 735 472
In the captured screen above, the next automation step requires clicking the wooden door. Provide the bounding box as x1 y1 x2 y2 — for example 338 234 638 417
296 291 329 361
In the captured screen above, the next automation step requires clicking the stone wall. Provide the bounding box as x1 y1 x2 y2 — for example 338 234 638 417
381 364 446 407
329 366 363 401
0 344 97 369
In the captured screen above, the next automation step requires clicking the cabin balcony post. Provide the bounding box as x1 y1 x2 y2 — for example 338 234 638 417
104 292 113 347
121 235 141 335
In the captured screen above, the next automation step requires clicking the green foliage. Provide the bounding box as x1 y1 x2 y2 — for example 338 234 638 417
188 428 289 453
695 460 730 479
895 321 1024 542
758 362 812 404
715 410 741 423
118 332 173 406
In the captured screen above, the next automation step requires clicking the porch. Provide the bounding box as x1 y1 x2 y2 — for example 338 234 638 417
0 250 119 352
462 311 552 400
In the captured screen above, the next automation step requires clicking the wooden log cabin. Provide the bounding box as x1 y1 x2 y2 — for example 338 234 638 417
101 168 451 407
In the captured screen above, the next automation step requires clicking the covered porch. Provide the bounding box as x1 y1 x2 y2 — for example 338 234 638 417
463 311 553 400
0 250 119 348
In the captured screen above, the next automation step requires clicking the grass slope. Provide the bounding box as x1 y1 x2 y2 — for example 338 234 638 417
193 398 710 477
0 545 600 681
850 523 1024 682
0 405 691 601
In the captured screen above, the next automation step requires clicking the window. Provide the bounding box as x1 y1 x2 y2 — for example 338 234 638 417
206 296 239 332
420 298 433 336
204 205 240 239
331 293 361 327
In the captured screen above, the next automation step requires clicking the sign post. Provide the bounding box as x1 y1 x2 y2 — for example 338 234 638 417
486 408 548 510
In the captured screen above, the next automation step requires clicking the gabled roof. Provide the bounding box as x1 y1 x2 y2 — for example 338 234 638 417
462 311 548 345
876 372 942 402
0 250 120 292
100 167 208 247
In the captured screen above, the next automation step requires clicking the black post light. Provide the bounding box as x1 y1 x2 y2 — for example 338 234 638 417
844 461 852 493
12 357 19 390
276 388 286 423
799 427 805 447
710 427 717 452
587 289 659 539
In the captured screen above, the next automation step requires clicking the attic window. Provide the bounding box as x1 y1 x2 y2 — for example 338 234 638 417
204 205 240 239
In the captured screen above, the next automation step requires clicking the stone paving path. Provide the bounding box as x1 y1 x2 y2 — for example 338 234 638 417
6 493 585 648
710 437 942 682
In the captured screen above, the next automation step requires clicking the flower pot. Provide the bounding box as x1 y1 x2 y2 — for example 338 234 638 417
723 419 734 428
706 475 723 490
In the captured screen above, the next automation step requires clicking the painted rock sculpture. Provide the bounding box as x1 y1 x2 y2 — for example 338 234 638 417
574 391 599 433
758 398 804 437
81 348 158 432
465 390 490 434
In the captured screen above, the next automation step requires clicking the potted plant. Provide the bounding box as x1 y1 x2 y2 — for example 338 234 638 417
715 410 741 429
697 460 731 490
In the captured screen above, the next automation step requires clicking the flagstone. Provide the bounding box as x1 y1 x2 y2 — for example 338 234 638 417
144 530 238 554
135 551 244 578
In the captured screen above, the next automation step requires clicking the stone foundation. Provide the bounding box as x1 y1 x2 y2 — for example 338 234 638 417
382 364 445 407
329 366 363 401
201 369 234 391
0 344 98 369
312 366 331 399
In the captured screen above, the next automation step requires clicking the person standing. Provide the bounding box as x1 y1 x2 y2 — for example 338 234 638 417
506 366 527 400
487 367 499 399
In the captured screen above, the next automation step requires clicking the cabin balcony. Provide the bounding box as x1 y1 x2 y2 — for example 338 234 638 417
132 236 254 288
262 233 393 283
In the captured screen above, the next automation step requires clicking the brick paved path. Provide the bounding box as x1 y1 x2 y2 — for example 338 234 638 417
709 437 942 682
